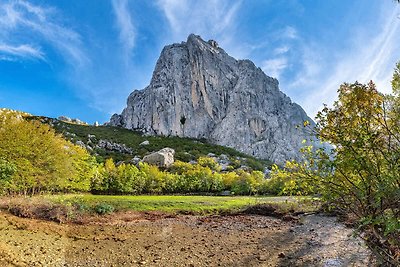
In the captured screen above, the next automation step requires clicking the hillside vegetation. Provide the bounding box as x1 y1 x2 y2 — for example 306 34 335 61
48 118 270 171
1 110 282 196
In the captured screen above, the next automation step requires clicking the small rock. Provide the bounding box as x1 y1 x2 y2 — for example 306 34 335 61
130 156 141 165
139 140 150 146
258 255 267 261
76 140 85 147
219 154 229 160
324 258 343 267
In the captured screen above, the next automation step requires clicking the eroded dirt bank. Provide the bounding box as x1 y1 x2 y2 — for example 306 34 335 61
0 211 374 267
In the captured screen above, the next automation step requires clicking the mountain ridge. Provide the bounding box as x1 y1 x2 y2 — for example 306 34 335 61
110 34 314 164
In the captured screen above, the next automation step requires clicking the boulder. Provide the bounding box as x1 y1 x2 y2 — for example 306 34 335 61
142 147 175 168
130 156 141 165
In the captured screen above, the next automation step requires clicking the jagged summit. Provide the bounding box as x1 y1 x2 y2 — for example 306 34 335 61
110 34 314 164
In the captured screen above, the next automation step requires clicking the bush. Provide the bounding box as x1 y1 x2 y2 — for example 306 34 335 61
262 162 316 196
94 203 114 215
230 170 263 195
197 156 220 171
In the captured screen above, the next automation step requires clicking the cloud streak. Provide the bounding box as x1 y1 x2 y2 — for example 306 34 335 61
286 4 400 118
112 0 135 58
262 57 288 79
0 43 44 61
0 0 86 66
156 0 242 55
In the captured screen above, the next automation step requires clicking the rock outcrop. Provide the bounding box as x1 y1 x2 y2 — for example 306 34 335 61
96 139 133 154
110 34 315 164
142 148 175 168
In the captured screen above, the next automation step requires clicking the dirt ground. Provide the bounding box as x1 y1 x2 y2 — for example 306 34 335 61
0 210 374 267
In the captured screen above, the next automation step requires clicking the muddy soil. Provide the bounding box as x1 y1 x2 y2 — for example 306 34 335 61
0 210 374 267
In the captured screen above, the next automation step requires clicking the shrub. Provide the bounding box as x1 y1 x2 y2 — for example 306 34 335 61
230 170 263 195
263 162 316 196
197 156 220 171
94 203 114 215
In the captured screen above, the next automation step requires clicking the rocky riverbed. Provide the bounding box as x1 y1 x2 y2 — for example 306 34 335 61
0 211 374 267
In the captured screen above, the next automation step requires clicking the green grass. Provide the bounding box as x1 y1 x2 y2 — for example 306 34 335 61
42 194 317 215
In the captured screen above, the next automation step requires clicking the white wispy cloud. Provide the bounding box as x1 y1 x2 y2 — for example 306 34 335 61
112 0 135 58
0 0 86 66
287 4 400 118
0 43 44 61
156 0 242 56
282 26 298 40
274 45 290 55
262 57 288 79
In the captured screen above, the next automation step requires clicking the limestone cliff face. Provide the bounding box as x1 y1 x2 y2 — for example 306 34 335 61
110 34 314 164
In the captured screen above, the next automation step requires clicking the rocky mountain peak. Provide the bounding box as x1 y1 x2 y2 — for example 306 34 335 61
109 34 314 164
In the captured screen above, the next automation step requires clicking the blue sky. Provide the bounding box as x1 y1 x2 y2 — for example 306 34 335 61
0 0 399 124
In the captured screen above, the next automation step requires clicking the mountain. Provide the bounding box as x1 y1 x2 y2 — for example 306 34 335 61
109 34 314 164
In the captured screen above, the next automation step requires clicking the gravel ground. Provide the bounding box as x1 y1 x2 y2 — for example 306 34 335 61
0 210 374 267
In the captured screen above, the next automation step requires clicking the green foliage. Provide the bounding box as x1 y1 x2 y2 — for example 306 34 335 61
229 170 264 195
39 194 317 216
263 162 316 196
94 203 114 215
0 159 17 193
169 160 224 193
261 65 400 263
60 145 95 192
51 120 268 171
0 159 16 180
392 62 400 94
88 158 269 196
0 112 93 195
197 156 220 171
294 78 400 264
90 159 147 194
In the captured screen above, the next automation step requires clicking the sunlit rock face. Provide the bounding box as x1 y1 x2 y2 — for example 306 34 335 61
110 34 315 164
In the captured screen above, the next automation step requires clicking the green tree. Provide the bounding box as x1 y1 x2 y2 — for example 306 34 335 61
231 170 263 195
310 79 400 264
265 160 317 196
0 159 16 194
0 112 93 194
